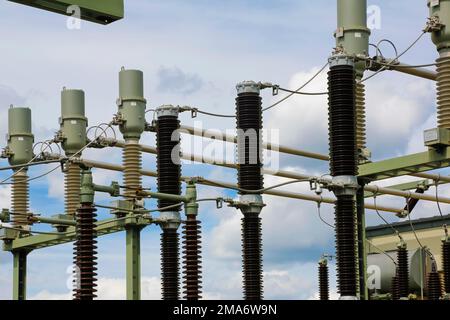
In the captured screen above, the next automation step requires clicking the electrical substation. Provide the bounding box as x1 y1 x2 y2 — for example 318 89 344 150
2 0 450 301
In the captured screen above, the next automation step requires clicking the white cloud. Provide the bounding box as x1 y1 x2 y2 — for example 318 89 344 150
29 276 161 300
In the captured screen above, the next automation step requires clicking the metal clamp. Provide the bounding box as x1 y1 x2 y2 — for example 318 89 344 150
331 176 359 196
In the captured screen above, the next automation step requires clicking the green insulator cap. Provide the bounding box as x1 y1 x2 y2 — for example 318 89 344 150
117 68 147 139
7 106 34 166
60 88 88 156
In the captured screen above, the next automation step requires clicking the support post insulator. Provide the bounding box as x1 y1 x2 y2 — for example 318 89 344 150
65 163 81 216
11 171 30 227
182 215 202 300
328 59 358 298
319 260 330 300
236 81 264 300
161 228 180 300
427 270 443 300
73 203 98 300
355 82 366 151
397 246 409 298
156 112 181 210
437 56 450 129
391 275 400 300
123 141 142 198
443 240 450 293
156 106 181 300
236 83 263 192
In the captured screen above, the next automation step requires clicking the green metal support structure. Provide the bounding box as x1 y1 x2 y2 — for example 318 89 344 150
12 249 30 300
8 0 124 24
126 226 143 300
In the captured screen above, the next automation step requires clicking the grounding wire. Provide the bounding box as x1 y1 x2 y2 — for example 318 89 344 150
373 189 403 241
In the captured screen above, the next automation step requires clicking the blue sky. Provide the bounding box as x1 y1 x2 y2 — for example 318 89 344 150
0 0 447 300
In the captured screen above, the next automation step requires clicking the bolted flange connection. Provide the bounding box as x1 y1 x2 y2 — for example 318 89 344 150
331 176 359 196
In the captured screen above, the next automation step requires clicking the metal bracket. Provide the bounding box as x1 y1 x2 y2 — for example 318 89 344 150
1 146 13 159
425 16 445 33
0 209 10 223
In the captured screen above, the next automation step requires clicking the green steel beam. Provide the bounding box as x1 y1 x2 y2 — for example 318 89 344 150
126 227 143 300
359 147 450 181
12 249 30 300
8 0 124 25
3 215 151 251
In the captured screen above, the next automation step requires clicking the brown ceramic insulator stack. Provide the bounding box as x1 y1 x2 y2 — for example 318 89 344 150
442 240 450 294
319 261 329 300
397 246 409 298
182 215 202 300
355 82 366 151
427 270 443 301
65 162 81 216
73 203 98 300
11 171 30 227
437 56 450 129
123 141 142 198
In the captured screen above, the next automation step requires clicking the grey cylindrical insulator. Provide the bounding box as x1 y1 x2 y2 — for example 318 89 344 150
12 170 30 227
355 82 366 151
65 163 81 216
437 56 450 129
123 140 142 198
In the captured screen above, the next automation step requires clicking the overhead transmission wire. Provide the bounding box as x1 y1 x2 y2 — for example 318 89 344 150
263 61 329 112
359 31 427 83
196 177 310 194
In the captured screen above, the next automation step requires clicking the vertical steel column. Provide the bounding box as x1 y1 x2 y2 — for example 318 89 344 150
116 68 147 300
126 225 143 299
156 105 182 301
12 249 30 300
